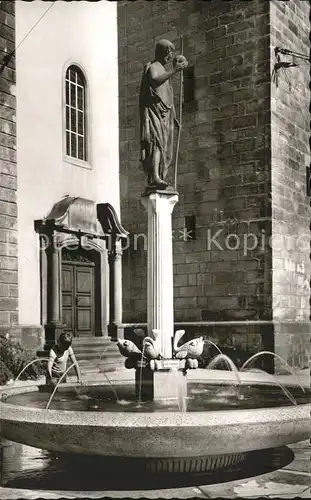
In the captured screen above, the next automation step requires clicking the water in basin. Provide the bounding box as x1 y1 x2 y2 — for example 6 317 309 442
5 382 311 412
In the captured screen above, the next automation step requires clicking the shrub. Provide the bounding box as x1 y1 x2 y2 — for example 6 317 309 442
0 359 13 385
0 336 45 384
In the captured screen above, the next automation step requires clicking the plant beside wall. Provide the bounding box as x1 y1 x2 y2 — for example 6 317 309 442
0 335 45 385
0 358 14 385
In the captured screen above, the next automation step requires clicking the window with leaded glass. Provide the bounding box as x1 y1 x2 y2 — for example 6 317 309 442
65 65 87 162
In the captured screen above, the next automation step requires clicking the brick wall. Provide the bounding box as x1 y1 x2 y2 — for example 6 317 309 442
0 1 18 327
118 0 271 323
270 0 311 366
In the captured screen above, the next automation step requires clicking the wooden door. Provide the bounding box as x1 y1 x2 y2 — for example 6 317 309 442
61 262 95 337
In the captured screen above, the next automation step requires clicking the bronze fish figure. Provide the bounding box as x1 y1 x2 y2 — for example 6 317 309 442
173 330 204 359
117 339 142 358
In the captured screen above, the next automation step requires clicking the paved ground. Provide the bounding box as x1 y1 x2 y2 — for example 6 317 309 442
0 441 310 498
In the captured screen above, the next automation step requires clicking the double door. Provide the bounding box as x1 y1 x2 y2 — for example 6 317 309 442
61 261 95 337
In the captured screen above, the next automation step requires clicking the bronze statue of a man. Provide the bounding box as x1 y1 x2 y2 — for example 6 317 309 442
139 39 188 190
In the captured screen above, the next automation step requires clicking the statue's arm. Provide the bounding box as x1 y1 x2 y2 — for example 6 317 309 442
149 64 175 88
149 57 188 89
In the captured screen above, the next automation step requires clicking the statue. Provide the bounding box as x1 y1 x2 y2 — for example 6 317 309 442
139 39 188 190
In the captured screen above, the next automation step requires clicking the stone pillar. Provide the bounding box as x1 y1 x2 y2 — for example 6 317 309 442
44 231 63 348
108 239 123 340
141 191 179 358
114 240 123 325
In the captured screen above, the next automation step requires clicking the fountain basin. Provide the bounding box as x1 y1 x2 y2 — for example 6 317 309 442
0 376 310 475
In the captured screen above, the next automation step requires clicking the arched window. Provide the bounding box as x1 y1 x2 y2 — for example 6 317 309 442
65 65 87 162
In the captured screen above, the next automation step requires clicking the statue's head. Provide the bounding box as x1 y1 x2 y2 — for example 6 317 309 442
155 39 175 65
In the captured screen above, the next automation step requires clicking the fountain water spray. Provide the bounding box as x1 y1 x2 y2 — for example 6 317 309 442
204 340 223 357
137 344 146 407
14 358 49 382
103 373 119 402
241 351 305 393
207 354 241 398
46 362 82 410
173 367 188 412
243 367 297 405
98 345 111 362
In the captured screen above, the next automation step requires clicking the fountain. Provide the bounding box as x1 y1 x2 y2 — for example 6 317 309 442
0 40 310 479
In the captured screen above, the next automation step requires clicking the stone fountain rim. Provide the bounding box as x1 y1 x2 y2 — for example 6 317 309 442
1 381 310 429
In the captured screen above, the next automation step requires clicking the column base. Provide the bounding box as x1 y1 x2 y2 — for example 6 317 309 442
108 322 123 341
43 322 64 351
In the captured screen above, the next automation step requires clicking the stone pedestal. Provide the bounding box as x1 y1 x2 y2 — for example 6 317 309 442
153 360 187 407
135 359 187 404
141 191 178 359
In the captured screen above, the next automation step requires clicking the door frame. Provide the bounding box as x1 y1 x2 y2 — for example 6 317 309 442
59 238 108 337
61 259 95 337
39 234 109 339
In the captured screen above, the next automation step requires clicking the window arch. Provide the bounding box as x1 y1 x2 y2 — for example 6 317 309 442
65 65 87 162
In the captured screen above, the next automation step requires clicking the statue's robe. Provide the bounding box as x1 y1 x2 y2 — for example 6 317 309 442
139 61 175 184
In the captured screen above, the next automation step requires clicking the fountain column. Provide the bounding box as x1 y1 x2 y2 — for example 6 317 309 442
117 40 191 403
108 239 123 340
135 190 184 402
141 190 178 358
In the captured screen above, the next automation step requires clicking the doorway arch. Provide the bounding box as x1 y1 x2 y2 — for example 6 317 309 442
34 196 128 349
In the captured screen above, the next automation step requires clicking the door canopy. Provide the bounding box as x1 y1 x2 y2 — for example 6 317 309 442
34 196 128 242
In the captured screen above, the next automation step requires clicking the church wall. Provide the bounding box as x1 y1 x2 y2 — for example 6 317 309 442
118 0 311 369
118 0 271 325
0 1 18 331
270 0 311 368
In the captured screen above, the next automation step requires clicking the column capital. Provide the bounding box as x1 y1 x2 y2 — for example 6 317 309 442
141 191 179 214
108 239 123 262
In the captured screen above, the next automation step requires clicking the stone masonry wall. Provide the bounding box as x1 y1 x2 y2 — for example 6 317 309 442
270 0 311 367
0 1 18 327
118 0 271 324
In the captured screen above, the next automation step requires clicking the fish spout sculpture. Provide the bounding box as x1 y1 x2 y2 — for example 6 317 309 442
117 339 143 369
142 329 162 360
117 339 142 359
117 330 163 370
173 330 204 360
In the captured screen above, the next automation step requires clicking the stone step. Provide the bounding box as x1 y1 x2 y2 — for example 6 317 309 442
72 337 111 346
74 347 111 354
73 346 108 354
73 340 125 373
85 352 124 363
74 344 121 356
43 337 126 375
77 363 101 375
37 338 125 375
78 360 125 376
75 352 102 361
